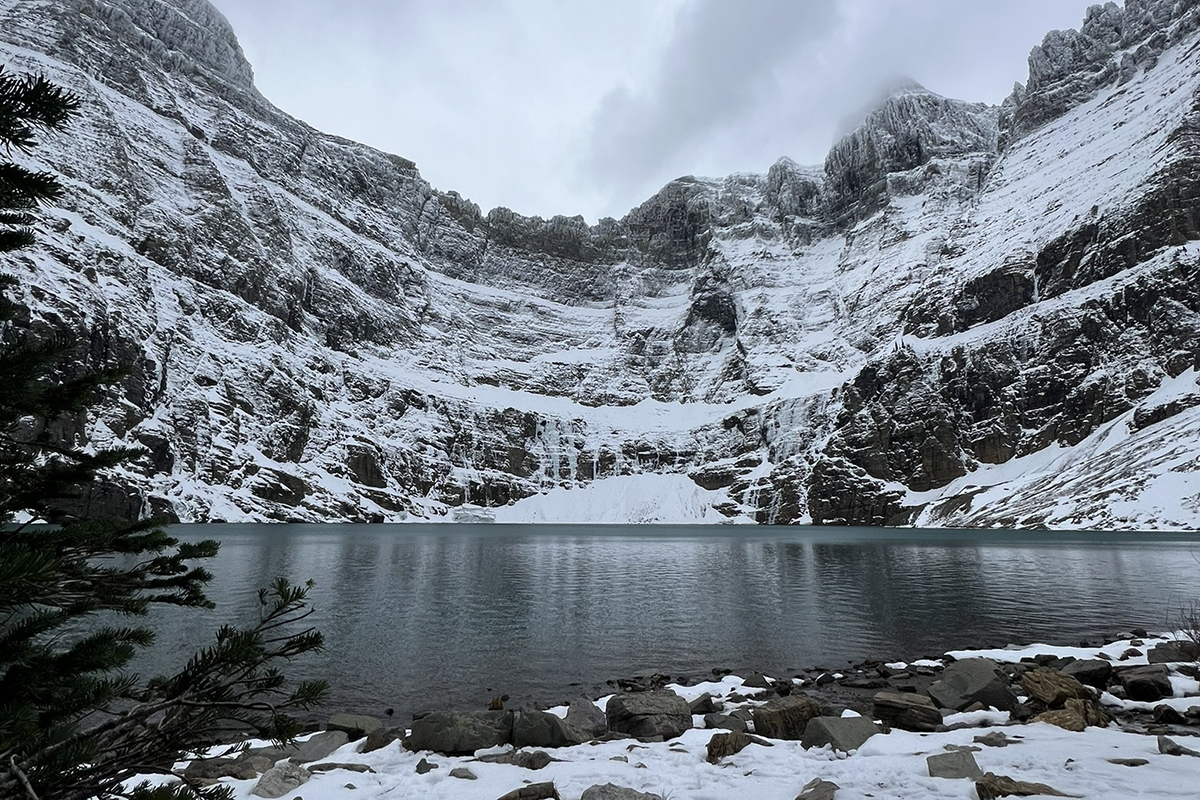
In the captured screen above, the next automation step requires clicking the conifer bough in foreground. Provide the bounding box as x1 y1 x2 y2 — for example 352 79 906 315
0 66 328 800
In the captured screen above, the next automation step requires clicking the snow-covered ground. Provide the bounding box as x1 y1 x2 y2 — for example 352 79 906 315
146 634 1200 800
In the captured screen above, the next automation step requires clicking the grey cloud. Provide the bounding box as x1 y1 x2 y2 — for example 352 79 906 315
581 0 841 205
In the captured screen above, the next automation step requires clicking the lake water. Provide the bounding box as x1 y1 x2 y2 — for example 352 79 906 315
129 524 1200 720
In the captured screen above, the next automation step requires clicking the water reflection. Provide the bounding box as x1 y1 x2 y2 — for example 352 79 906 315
126 525 1200 718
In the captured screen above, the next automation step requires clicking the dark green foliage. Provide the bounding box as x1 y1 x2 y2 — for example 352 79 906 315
0 70 327 800
0 66 79 253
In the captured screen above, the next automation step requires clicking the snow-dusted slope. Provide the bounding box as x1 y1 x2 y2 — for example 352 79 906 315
1 0 1198 529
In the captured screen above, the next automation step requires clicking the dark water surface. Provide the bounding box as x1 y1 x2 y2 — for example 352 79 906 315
130 524 1200 718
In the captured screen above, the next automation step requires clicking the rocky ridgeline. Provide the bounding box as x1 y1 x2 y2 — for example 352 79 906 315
176 634 1200 799
1 0 1199 524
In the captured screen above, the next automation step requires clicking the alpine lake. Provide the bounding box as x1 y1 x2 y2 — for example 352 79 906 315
126 524 1200 721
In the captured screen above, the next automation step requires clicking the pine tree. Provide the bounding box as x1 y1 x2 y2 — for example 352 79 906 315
0 66 78 253
0 69 328 800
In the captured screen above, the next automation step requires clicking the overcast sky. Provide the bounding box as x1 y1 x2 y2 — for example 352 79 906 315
209 0 1091 222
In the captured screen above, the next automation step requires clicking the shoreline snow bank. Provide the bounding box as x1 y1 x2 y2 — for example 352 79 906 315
145 633 1200 800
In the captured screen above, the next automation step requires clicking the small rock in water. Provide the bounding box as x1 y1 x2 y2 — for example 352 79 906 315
1108 758 1150 767
415 757 438 774
449 767 478 780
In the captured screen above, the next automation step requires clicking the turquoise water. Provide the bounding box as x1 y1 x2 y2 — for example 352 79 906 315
127 524 1200 718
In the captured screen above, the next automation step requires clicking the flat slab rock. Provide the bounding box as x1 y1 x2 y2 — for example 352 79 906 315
579 784 666 800
495 783 562 800
974 772 1080 799
800 716 881 753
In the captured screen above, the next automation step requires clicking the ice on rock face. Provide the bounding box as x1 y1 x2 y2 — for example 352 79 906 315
2 0 1200 528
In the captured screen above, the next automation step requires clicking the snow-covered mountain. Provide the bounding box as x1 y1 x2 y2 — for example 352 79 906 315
2 0 1198 529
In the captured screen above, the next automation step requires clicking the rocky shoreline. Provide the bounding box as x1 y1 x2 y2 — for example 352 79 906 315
169 632 1200 800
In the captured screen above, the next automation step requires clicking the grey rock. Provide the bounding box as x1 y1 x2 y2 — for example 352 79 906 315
751 695 821 740
511 708 588 748
579 783 665 800
405 710 511 755
496 782 562 800
1060 659 1113 688
741 672 773 689
358 726 403 754
565 697 608 738
415 757 437 774
288 731 350 764
873 691 942 732
927 750 984 780
308 762 375 774
705 730 753 763
973 731 1020 748
236 754 278 775
1158 736 1200 758
1147 640 1200 663
183 757 258 782
974 773 1075 799
251 762 311 798
478 750 555 770
795 777 840 800
703 712 747 732
449 767 478 779
1019 668 1092 707
1118 665 1173 702
326 713 382 741
605 691 691 740
928 659 1018 712
800 716 881 753
688 692 720 715
1108 758 1150 767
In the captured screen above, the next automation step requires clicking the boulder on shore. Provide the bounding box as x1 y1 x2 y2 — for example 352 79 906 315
1019 668 1092 708
928 659 1018 712
511 708 589 748
1118 665 1173 702
605 691 691 740
566 697 608 738
873 691 941 732
750 695 820 740
800 716 881 753
1147 640 1200 663
404 710 511 755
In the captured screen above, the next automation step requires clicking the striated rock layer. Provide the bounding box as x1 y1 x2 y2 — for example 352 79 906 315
1 0 1199 528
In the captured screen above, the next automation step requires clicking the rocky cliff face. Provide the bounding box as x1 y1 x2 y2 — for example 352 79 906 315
2 0 1199 528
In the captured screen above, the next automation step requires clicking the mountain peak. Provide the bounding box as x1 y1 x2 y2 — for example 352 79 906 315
0 0 256 96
